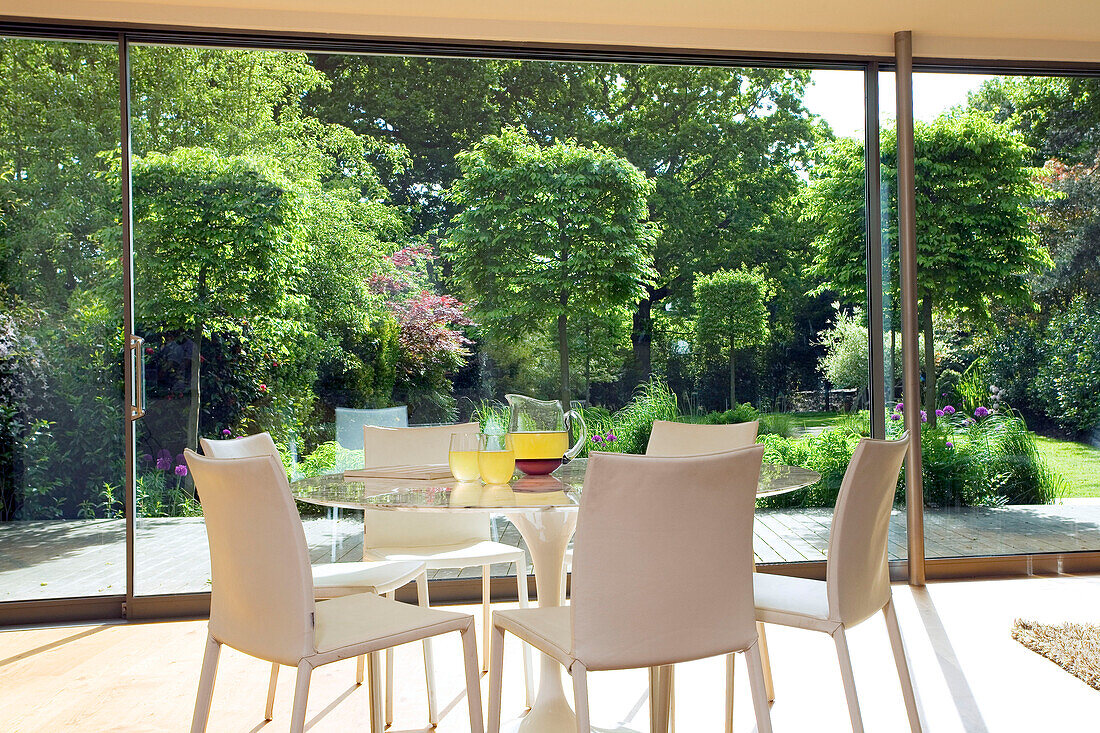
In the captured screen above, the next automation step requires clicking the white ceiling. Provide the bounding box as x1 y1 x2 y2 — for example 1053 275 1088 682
6 0 1100 63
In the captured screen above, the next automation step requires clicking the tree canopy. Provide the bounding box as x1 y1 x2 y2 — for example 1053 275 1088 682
805 111 1051 424
693 268 771 406
445 128 657 406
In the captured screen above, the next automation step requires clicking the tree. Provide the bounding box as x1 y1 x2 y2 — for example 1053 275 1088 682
445 128 657 407
303 59 820 396
131 148 301 451
816 304 904 405
805 112 1050 426
693 268 770 406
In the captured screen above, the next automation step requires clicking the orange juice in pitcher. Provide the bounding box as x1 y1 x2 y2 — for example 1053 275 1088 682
505 395 587 475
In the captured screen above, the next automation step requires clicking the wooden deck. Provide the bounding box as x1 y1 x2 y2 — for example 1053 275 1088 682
3 501 1100 601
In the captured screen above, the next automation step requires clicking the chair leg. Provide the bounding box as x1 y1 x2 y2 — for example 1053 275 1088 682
367 651 384 733
488 622 506 733
668 664 676 732
385 591 395 727
572 663 590 733
516 555 535 709
461 620 486 733
265 663 279 721
884 600 922 732
416 571 439 726
355 654 365 685
482 564 492 673
190 634 221 733
756 621 776 702
745 643 775 733
289 660 313 733
648 665 672 733
832 626 865 733
724 653 735 733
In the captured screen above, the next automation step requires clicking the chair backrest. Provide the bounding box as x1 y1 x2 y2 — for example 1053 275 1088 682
184 450 315 666
826 434 909 625
570 446 765 671
645 419 760 456
361 423 488 549
200 431 281 461
336 406 409 451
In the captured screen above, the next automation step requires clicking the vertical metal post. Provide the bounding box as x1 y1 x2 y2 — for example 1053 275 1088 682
864 61 886 440
119 33 138 614
894 30 926 586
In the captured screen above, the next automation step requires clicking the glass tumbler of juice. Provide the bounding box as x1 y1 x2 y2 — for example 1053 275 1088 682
448 433 480 481
478 433 516 484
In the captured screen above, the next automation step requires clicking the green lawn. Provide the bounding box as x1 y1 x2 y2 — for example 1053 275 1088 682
1034 435 1100 499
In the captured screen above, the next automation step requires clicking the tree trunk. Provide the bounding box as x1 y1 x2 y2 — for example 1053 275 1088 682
921 297 937 428
558 309 571 408
187 318 202 453
629 296 653 389
187 267 208 454
584 324 592 404
728 336 737 407
557 228 571 408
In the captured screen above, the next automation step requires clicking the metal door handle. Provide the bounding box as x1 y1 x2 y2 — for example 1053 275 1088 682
128 334 146 420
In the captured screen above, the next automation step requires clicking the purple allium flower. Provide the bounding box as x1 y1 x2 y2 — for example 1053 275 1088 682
895 403 904 412
943 405 956 415
963 418 974 427
592 435 603 443
607 433 616 442
975 406 990 418
141 453 153 463
156 456 172 471
936 409 944 418
222 429 231 436
890 413 901 421
946 442 954 449
174 464 188 477
156 448 172 463
920 410 928 423
175 454 185 466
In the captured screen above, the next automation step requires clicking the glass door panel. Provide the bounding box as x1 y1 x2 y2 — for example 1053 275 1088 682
0 37 125 601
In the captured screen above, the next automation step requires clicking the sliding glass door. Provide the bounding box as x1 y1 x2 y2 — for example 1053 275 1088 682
0 36 125 602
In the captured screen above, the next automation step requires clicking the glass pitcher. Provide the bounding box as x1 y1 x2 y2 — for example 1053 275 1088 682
505 394 587 475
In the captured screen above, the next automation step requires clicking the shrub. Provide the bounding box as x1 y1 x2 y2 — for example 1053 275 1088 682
1035 297 1100 434
697 402 761 426
581 380 678 455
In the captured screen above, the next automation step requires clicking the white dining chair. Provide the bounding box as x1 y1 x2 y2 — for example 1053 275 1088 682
752 433 921 732
362 423 534 717
199 432 431 723
336 406 410 451
184 450 484 733
487 447 773 733
560 419 765 729
646 419 760 456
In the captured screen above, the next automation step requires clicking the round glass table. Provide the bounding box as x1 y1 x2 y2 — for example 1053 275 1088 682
292 458 820 732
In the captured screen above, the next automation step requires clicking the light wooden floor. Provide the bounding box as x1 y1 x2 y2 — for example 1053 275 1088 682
3 573 1100 732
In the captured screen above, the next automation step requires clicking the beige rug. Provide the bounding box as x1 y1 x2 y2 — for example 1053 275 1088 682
1012 619 1100 690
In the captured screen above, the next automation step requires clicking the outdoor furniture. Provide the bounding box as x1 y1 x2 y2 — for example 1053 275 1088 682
752 434 921 733
335 406 410 452
184 450 484 733
292 456 818 732
487 448 774 733
361 422 534 719
199 432 429 721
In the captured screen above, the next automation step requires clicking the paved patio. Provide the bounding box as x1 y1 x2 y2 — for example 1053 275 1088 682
3 501 1100 601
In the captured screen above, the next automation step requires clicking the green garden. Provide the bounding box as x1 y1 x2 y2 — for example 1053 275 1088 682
3 41 1100 522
